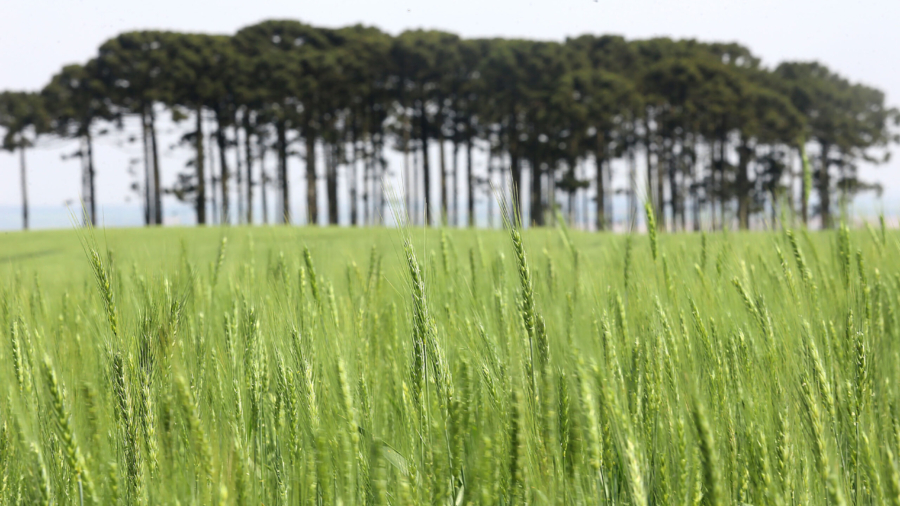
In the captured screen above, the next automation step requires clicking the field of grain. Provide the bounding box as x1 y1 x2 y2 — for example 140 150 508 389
0 219 898 505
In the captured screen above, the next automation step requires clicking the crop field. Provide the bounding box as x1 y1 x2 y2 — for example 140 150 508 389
0 219 899 505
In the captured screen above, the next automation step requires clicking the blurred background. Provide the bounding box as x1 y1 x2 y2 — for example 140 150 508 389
1 0 898 231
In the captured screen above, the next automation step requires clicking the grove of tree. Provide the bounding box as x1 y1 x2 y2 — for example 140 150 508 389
1 20 897 231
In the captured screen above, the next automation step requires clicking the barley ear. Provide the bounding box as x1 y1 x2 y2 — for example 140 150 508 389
644 201 658 262
692 396 723 506
42 356 96 504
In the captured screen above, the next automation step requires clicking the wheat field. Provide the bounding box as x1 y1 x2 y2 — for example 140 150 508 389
0 217 898 505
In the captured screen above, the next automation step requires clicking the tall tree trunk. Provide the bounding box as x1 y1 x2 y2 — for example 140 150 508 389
209 131 218 225
277 119 289 224
362 103 373 226
439 111 447 224
363 139 372 225
548 167 556 226
19 145 28 231
580 163 587 229
403 109 411 221
243 114 254 224
79 138 88 226
86 130 97 226
646 143 654 223
413 140 421 225
628 144 637 231
736 140 751 230
305 128 316 226
770 189 778 229
798 147 807 227
667 143 677 232
487 144 495 227
503 152 510 223
656 137 665 232
215 110 230 225
596 157 606 232
452 138 459 226
718 136 726 230
364 138 371 226
367 139 375 225
195 107 206 225
604 157 612 230
530 141 543 227
710 153 716 230
709 141 717 231
818 142 831 229
327 144 338 225
509 113 522 218
567 165 575 227
691 164 703 232
693 184 701 232
140 107 152 226
258 134 268 225
644 115 656 227
350 123 359 226
679 172 686 231
375 137 386 225
466 125 474 227
420 101 432 226
510 148 521 209
595 131 606 231
149 105 162 225
233 118 243 225
682 138 694 231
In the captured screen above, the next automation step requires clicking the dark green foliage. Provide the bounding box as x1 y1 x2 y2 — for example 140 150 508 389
2 23 896 232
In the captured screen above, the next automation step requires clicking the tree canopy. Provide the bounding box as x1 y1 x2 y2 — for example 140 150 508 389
2 20 896 231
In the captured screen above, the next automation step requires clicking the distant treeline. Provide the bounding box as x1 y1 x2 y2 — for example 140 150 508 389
0 21 897 230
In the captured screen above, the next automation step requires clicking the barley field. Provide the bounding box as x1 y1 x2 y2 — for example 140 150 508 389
0 218 899 506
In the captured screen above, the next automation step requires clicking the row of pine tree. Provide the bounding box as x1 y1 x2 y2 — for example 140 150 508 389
0 20 896 230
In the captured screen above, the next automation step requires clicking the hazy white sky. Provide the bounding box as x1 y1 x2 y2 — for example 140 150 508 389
1 0 899 225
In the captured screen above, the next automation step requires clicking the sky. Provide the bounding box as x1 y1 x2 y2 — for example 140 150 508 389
1 0 899 229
